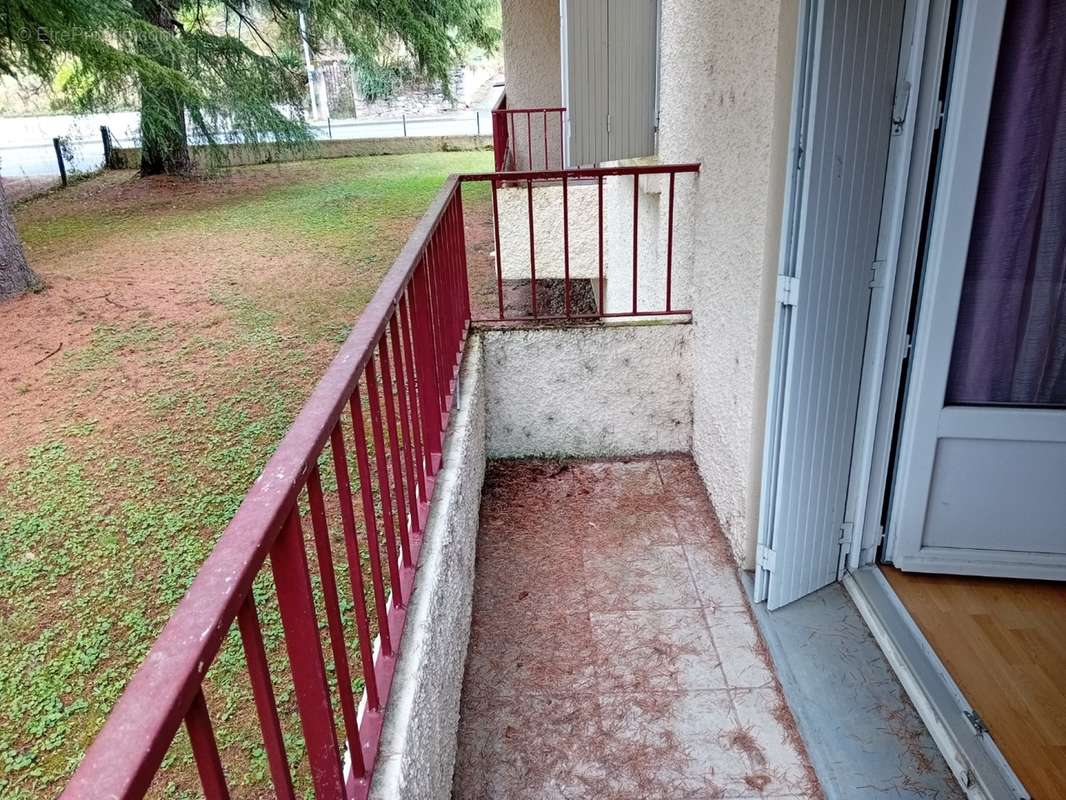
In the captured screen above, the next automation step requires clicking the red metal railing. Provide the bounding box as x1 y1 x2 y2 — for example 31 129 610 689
464 163 700 322
491 99 566 172
490 91 508 171
61 178 471 800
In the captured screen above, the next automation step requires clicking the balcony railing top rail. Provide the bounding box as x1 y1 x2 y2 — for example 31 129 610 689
61 176 471 800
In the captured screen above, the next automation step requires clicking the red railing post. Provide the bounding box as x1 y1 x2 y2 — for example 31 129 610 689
366 357 404 607
388 314 421 544
398 293 429 501
306 464 367 777
350 386 396 656
328 423 381 711
527 178 537 317
270 508 346 800
598 175 605 314
410 262 443 460
562 173 571 317
185 689 229 800
667 171 676 312
237 596 296 800
632 173 640 314
491 179 504 319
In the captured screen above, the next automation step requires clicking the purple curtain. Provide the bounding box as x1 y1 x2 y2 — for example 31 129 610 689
946 0 1066 406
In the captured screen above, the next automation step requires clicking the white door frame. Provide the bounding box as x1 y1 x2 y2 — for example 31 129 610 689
886 0 1066 577
844 0 954 570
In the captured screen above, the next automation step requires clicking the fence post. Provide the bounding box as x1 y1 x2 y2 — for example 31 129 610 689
52 138 68 187
402 114 407 137
100 126 113 169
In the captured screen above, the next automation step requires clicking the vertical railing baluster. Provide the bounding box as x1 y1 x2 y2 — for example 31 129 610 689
527 178 537 318
185 689 230 800
562 173 571 317
632 173 639 314
377 335 412 569
427 234 447 404
667 171 676 312
491 179 504 320
389 314 421 543
598 175 605 316
558 110 565 169
238 596 296 800
526 110 532 170
411 264 443 461
399 292 430 498
329 423 381 708
350 385 397 647
456 187 472 326
270 507 346 800
421 242 446 419
306 465 366 777
509 113 516 170
364 356 403 606
542 111 548 172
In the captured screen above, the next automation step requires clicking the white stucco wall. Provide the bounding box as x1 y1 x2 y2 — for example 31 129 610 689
500 0 563 170
497 183 599 280
369 338 486 800
655 1 798 567
602 164 678 314
482 322 693 457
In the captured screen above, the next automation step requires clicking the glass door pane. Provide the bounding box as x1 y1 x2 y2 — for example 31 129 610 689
946 0 1066 407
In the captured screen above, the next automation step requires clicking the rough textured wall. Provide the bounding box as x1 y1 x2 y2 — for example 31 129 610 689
482 323 692 457
500 0 563 169
656 1 797 566
603 162 672 314
497 183 599 280
369 339 486 800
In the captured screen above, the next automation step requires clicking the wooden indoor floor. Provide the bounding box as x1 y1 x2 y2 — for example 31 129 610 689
882 566 1066 799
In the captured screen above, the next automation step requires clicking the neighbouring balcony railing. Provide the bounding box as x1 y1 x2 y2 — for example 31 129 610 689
491 96 566 172
61 159 700 800
61 178 471 800
465 163 701 322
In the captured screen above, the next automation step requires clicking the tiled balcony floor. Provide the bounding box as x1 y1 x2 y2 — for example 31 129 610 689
452 457 821 800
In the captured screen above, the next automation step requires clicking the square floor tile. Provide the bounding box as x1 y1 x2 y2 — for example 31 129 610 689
465 609 598 695
590 609 727 692
731 687 818 797
581 508 680 548
596 691 758 798
570 459 665 498
584 544 700 612
685 541 746 610
453 692 605 800
705 608 775 689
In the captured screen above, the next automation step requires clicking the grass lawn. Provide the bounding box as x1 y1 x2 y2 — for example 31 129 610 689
0 149 493 799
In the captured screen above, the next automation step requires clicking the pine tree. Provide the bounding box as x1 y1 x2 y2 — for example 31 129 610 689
0 0 498 299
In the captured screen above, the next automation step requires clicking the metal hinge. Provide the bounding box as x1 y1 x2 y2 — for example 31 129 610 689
933 99 945 131
839 522 854 546
891 80 912 135
902 333 913 361
869 259 886 288
606 113 611 134
964 709 989 737
756 544 777 573
776 275 799 307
